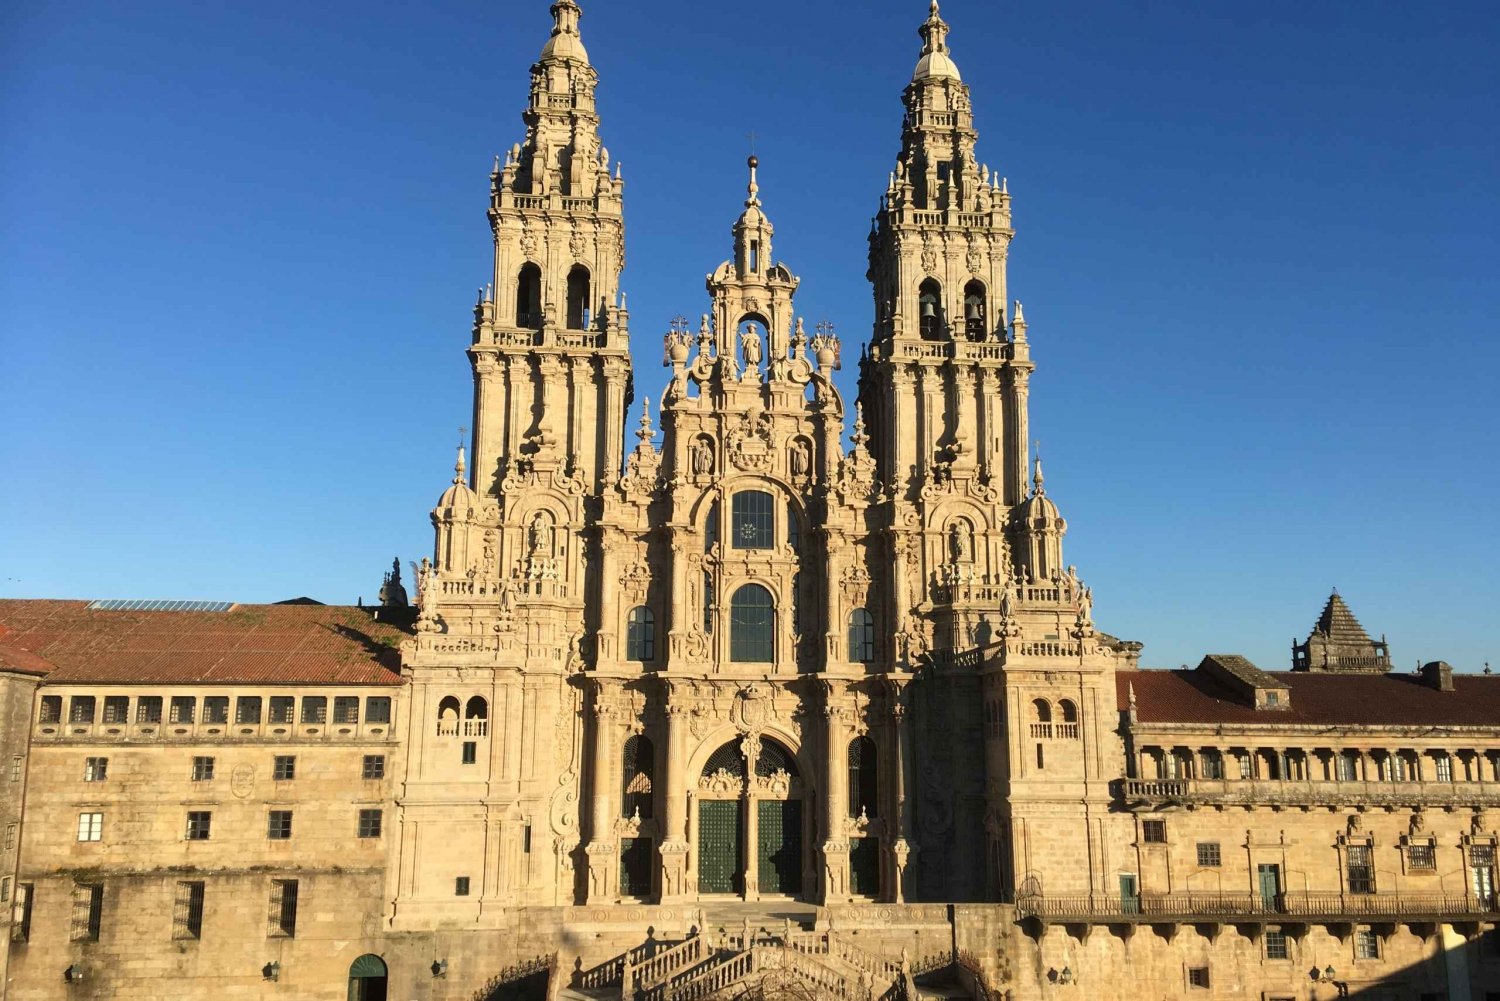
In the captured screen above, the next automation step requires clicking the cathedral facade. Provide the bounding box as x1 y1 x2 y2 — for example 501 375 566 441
3 4 1499 1001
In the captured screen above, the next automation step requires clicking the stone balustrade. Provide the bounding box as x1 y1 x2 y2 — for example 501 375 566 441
1121 776 1500 810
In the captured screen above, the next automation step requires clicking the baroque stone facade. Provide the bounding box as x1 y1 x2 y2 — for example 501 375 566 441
3 4 1498 1001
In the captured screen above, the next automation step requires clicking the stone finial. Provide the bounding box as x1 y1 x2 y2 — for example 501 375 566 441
746 154 761 207
635 396 656 447
453 434 468 485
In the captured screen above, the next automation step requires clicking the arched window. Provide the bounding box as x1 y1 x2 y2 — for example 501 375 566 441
1058 699 1078 723
918 278 943 340
790 572 801 636
515 263 542 328
626 606 655 662
963 279 987 341
756 737 799 779
702 571 715 634
731 491 774 549
786 502 801 551
848 736 878 818
437 695 460 736
704 499 719 552
703 740 745 779
464 696 488 720
622 734 654 818
566 264 591 329
730 584 775 662
848 608 875 664
1031 699 1052 723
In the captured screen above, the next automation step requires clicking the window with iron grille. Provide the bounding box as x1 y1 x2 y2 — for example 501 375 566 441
358 809 383 838
1264 929 1289 960
848 736 878 819
621 735 655 819
186 811 212 841
1473 844 1496 866
1355 928 1380 959
169 696 196 724
268 879 298 937
84 757 108 782
1196 842 1221 867
136 695 162 723
455 876 471 896
236 696 262 723
362 755 385 780
300 696 327 724
203 696 229 724
12 883 32 943
1347 844 1376 894
1187 966 1210 989
69 696 96 723
333 696 360 724
365 696 392 724
273 755 295 780
268 696 295 724
39 695 62 723
77 812 103 842
173 880 205 940
267 810 293 840
70 883 103 942
102 696 129 723
1142 820 1167 844
730 491 774 549
191 756 215 781
1408 842 1437 870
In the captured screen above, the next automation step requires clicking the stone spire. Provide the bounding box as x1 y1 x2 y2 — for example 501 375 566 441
913 1 961 82
733 156 774 279
1292 591 1392 673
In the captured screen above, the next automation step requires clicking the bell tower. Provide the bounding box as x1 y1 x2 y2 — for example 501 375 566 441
860 0 1028 507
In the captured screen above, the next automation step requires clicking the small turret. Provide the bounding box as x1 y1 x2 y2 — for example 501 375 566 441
1291 590 1392 673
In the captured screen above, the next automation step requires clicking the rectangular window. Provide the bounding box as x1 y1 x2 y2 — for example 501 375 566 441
9 755 20 781
268 696 295 724
462 741 477 765
1335 751 1359 781
358 809 383 838
191 756 215 781
703 572 715 634
102 696 129 723
84 756 108 782
300 696 327 724
366 696 392 724
1437 755 1454 783
69 695 96 723
39 695 62 723
236 695 263 723
362 755 386 780
4 823 15 851
202 696 229 724
71 883 104 942
0 877 8 902
333 696 359 724
730 491 775 549
1196 842 1221 867
1347 844 1376 894
1187 966 1210 989
77 812 103 842
1200 751 1224 780
273 755 296 781
1355 928 1381 960
267 810 293 840
455 876 471 896
1264 929 1289 960
1235 750 1253 778
136 695 163 723
185 811 212 841
268 879 298 937
14 883 33 942
1409 843 1437 870
173 880 205 940
169 696 196 724
1142 819 1167 844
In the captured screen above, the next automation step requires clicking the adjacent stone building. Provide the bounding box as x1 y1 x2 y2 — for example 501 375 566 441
3 4 1497 1000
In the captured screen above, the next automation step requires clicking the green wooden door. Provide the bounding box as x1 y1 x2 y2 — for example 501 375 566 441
757 799 803 895
1258 864 1281 909
850 836 880 897
620 837 653 898
698 800 742 894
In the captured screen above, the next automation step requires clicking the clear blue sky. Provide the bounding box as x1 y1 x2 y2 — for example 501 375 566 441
2 1 1496 673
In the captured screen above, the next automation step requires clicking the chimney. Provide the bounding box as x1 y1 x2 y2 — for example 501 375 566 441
1420 661 1455 692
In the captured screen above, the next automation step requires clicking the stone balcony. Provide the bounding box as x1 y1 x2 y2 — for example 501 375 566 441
1120 777 1500 811
1017 889 1499 926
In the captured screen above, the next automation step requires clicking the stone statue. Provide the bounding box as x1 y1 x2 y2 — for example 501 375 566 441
740 323 763 369
527 512 551 555
948 522 972 563
790 439 810 477
691 439 714 476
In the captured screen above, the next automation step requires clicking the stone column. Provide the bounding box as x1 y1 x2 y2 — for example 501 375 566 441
821 692 850 902
584 692 618 903
742 734 759 899
658 694 690 901
888 682 914 903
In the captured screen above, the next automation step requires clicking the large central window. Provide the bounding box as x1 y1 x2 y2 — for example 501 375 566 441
731 491 774 549
730 584 775 662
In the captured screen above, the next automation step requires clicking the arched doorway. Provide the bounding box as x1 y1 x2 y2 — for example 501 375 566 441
695 735 805 899
347 954 388 1001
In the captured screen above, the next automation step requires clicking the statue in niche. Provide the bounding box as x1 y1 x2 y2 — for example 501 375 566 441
691 439 714 476
740 323 763 370
948 522 973 563
527 512 553 556
790 439 810 478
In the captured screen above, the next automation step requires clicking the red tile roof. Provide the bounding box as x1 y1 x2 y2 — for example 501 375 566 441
1118 668 1500 728
0 600 408 686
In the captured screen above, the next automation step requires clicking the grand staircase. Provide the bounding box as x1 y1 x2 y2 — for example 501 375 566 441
567 919 911 1001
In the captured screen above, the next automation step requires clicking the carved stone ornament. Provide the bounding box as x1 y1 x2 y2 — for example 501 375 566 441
965 246 983 274
700 769 740 796
732 683 771 733
725 411 775 471
920 243 938 275
519 224 539 257
569 229 587 259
